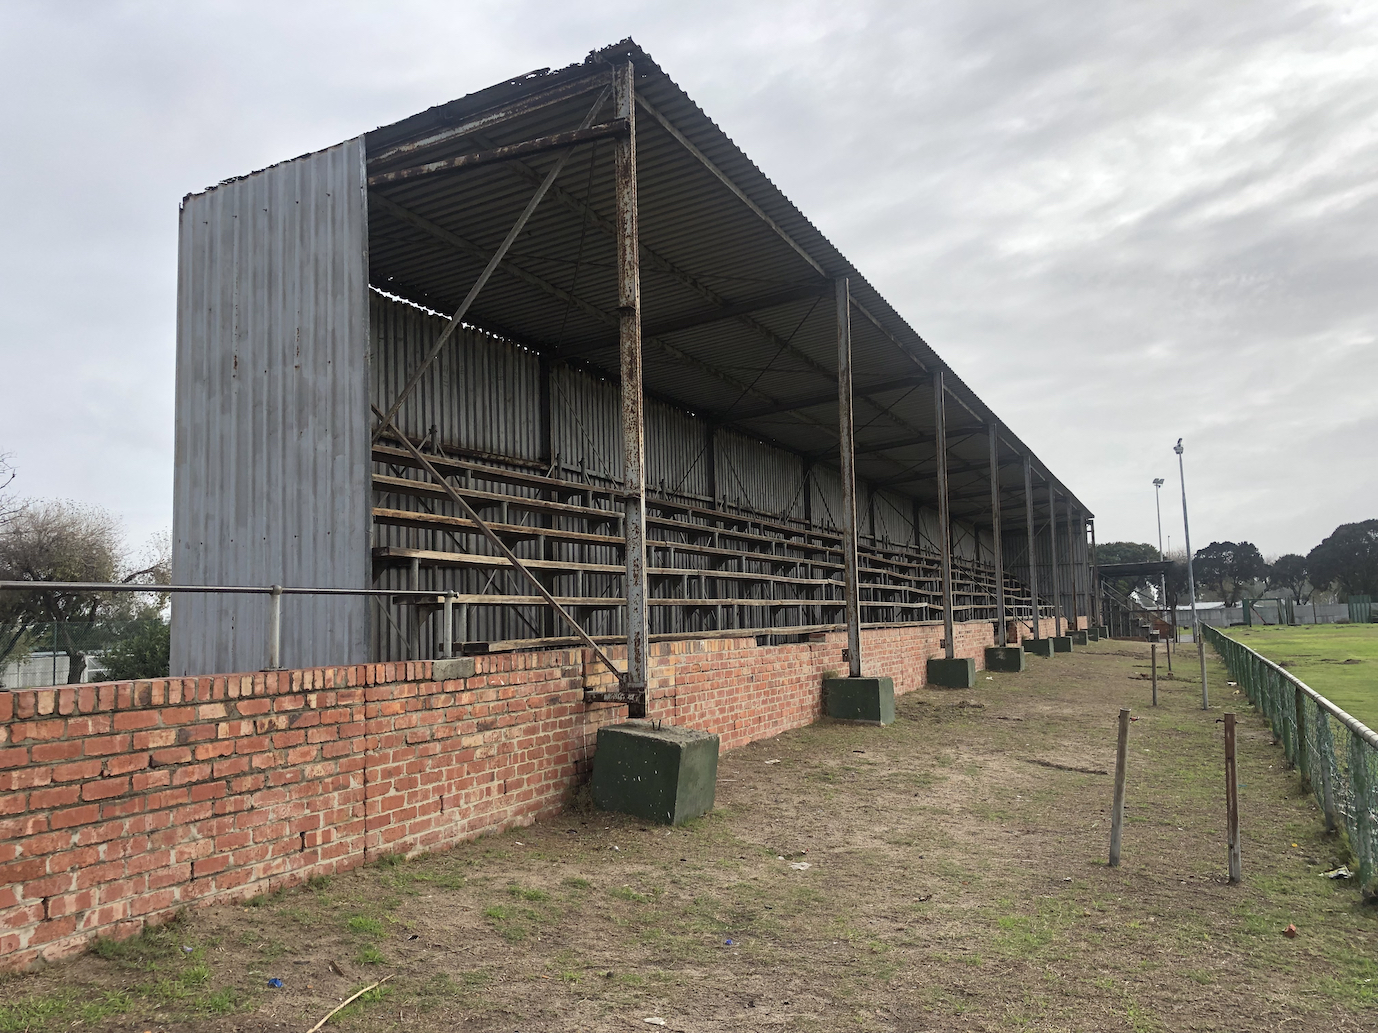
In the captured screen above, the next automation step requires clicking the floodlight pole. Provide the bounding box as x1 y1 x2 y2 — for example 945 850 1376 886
1176 439 1208 709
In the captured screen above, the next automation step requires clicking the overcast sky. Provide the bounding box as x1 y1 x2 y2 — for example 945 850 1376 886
2 0 1374 562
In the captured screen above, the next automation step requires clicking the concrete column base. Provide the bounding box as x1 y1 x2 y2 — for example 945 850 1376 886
984 646 1026 673
1023 638 1054 657
1070 630 1088 646
1087 629 1100 642
591 722 720 825
926 657 976 688
1051 636 1074 653
1098 625 1109 638
823 676 895 724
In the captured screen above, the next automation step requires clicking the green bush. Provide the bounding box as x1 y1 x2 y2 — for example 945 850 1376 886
100 619 170 681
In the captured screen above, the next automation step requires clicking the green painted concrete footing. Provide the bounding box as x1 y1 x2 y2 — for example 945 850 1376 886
984 646 1026 673
1070 631 1088 646
591 722 720 825
926 657 976 688
1087 629 1100 642
1051 636 1074 653
1023 638 1054 657
1098 626 1109 638
824 677 895 724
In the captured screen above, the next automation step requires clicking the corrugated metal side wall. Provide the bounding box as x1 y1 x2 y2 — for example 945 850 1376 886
714 430 805 521
171 139 371 676
367 291 1006 656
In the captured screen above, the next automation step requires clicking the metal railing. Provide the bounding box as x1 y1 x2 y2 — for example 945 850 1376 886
1204 624 1378 893
0 581 462 672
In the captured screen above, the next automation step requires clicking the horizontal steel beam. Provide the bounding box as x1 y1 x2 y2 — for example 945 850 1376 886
368 70 609 168
368 120 628 187
638 283 831 340
731 373 929 422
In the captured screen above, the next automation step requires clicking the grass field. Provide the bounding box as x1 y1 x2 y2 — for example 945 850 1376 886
1 640 1375 1032
1224 624 1378 729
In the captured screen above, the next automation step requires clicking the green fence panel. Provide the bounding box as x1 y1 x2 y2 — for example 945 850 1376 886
1206 624 1378 896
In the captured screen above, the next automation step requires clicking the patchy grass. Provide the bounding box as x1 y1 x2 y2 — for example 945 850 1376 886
1226 623 1378 726
1 639 1374 1031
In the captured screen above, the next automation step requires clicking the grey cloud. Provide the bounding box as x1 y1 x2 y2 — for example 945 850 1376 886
0 0 1373 559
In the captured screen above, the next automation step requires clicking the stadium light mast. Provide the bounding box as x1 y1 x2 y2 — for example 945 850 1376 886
1153 477 1172 672
1175 439 1208 709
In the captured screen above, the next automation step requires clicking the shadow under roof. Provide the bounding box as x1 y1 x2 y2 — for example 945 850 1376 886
362 38 1090 528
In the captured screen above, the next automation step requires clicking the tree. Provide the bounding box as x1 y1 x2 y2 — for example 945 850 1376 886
1266 554 1311 604
1307 519 1378 599
100 616 171 681
0 452 16 527
0 499 168 682
1192 541 1268 606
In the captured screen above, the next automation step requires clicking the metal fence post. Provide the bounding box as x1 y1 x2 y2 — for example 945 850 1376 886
267 585 283 670
1294 685 1308 784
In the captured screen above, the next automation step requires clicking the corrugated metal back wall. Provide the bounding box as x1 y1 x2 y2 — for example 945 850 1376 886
171 139 372 676
369 292 994 657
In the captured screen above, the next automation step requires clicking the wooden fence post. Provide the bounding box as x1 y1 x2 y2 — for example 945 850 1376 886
1109 708 1130 867
1225 712 1242 883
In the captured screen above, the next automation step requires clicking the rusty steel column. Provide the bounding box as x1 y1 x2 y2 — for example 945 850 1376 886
1069 495 1080 630
934 372 955 660
1049 482 1062 638
988 424 1005 646
836 277 862 678
1024 457 1040 639
614 58 648 709
1090 516 1102 629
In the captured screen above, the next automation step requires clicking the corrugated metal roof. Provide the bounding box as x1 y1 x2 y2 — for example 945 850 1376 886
361 38 1091 528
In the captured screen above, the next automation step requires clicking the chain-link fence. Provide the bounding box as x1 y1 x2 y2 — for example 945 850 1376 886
1204 624 1378 895
0 619 169 687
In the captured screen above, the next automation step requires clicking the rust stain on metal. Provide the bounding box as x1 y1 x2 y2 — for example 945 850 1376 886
368 120 629 187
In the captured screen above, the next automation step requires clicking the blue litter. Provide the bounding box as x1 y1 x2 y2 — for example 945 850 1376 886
267 978 284 988
724 939 734 946
182 946 193 953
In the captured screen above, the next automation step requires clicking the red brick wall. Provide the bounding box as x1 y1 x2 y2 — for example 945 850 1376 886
1 619 1016 970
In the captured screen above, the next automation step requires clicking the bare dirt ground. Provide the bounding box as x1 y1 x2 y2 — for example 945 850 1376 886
3 640 1376 1032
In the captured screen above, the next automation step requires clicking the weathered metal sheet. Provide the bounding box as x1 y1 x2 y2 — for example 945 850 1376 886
171 138 371 676
714 429 805 520
370 292 542 462
361 40 1094 527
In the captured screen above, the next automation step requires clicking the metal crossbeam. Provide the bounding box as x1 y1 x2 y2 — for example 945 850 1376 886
372 88 612 443
368 120 629 186
368 71 609 168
